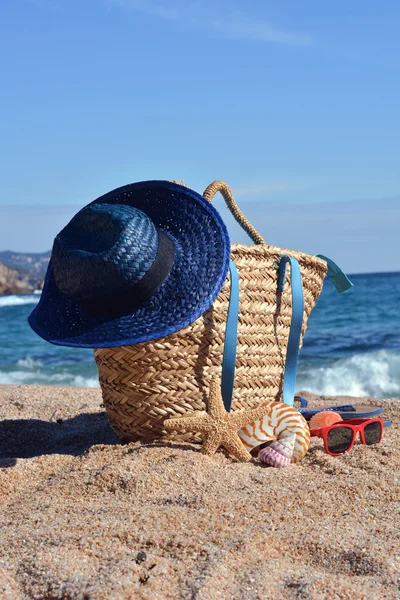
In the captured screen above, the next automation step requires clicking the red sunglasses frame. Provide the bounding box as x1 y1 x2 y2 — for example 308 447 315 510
309 418 384 456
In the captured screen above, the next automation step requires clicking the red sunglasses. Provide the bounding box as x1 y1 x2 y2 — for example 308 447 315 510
309 418 384 456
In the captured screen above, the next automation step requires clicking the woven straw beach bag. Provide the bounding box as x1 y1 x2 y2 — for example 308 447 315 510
94 181 328 443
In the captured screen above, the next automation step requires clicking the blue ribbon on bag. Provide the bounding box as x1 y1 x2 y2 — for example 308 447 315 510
317 254 353 294
277 256 304 407
220 255 352 412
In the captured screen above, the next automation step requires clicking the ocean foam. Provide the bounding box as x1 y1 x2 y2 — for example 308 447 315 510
16 356 43 369
0 369 99 388
297 349 400 397
0 294 40 308
1 350 399 395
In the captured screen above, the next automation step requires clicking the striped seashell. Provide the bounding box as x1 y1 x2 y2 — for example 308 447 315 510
238 402 310 463
258 433 296 468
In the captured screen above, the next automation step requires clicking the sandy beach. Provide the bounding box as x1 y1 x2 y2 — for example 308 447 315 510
0 384 399 599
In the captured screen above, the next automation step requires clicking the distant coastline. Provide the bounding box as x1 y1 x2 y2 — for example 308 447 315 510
0 248 399 296
0 250 49 295
348 270 400 278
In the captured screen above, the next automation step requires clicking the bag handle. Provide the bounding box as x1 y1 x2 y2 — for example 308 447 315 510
221 259 240 412
203 180 266 245
220 255 304 411
277 255 304 407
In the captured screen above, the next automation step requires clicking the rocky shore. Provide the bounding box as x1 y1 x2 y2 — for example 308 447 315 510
0 262 35 295
0 385 399 599
0 251 49 294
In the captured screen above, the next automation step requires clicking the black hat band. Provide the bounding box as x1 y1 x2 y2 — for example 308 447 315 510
78 229 176 318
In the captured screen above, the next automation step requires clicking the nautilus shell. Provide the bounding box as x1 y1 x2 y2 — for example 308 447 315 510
258 433 296 468
238 402 310 463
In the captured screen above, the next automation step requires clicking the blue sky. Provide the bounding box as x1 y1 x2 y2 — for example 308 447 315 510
0 0 399 272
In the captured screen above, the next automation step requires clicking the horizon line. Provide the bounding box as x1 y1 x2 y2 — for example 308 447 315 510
0 249 398 279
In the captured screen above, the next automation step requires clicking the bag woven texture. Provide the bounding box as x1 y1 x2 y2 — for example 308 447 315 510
94 181 328 442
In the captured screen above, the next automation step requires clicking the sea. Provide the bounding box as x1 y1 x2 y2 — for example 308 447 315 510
0 272 399 398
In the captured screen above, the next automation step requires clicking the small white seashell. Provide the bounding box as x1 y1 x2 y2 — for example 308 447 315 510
258 433 296 468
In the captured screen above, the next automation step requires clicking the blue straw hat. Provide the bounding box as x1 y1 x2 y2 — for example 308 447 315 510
28 180 230 348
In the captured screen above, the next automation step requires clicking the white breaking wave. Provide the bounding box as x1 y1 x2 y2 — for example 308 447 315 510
1 349 399 396
16 356 43 368
0 294 40 308
0 370 99 388
297 349 400 398
73 375 100 388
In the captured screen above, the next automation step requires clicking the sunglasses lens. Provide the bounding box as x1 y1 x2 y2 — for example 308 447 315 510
364 422 381 445
327 427 354 454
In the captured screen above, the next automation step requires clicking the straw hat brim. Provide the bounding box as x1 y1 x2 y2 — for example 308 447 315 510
28 181 230 348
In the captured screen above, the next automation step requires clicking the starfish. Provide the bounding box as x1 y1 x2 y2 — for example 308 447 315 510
163 376 271 462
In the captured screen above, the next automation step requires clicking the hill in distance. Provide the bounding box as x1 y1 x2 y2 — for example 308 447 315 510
0 250 50 294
